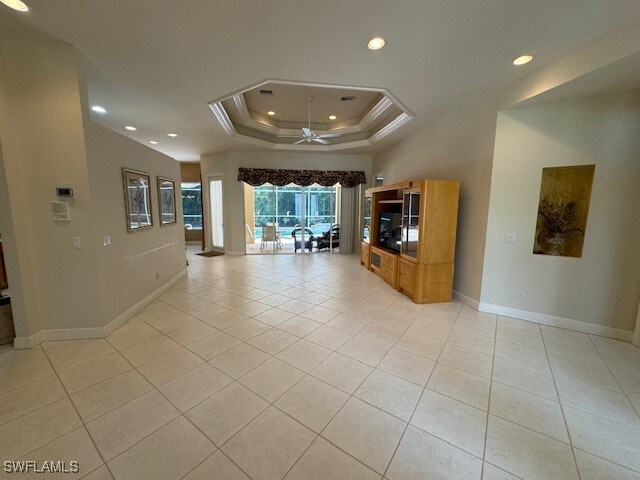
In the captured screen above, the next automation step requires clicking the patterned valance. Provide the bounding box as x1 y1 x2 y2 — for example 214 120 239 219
238 167 366 188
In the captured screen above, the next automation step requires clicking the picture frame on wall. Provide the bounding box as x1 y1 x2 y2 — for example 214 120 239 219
157 176 177 226
122 168 153 233
533 164 595 258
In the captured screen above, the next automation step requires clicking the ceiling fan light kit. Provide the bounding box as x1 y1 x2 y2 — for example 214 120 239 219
289 96 342 145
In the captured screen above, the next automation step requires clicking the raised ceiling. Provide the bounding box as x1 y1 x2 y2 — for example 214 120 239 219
242 84 382 124
2 1 640 160
211 80 413 150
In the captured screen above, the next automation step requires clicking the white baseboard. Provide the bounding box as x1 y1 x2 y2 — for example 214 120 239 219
103 268 188 336
452 290 480 310
13 331 43 350
13 269 188 349
478 302 634 342
226 250 245 256
451 290 634 342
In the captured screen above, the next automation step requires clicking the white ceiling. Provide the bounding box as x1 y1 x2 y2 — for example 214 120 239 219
3 0 640 161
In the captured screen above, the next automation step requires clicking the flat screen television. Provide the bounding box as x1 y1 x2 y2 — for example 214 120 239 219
378 211 402 253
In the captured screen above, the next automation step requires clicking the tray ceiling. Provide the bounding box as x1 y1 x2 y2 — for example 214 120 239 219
209 80 413 151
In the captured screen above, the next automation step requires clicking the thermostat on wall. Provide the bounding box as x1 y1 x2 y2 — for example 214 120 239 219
56 186 74 197
51 201 71 221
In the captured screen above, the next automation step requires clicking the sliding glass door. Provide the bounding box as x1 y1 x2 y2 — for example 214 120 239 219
244 182 339 254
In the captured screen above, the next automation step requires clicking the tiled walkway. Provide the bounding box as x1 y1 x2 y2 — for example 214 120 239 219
1 251 639 479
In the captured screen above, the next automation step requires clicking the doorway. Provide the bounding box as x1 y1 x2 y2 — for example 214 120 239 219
244 182 340 255
208 175 224 252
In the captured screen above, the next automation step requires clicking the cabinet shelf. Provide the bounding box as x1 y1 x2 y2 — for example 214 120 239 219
377 199 403 204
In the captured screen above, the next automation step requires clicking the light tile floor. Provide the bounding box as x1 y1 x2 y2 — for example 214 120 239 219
1 249 640 479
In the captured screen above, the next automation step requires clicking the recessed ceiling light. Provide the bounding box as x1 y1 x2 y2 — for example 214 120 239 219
367 37 386 50
329 115 337 120
149 141 158 145
125 126 136 131
267 111 276 116
91 105 107 114
167 133 177 137
513 54 534 66
0 0 29 12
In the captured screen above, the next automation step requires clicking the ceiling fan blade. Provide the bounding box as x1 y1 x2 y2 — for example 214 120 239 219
302 127 312 137
315 132 341 138
312 138 330 145
293 138 307 145
279 135 304 138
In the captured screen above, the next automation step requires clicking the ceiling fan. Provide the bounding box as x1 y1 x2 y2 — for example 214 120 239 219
282 96 341 145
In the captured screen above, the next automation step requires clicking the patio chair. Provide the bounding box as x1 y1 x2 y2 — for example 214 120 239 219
317 224 340 251
260 224 282 251
291 227 314 252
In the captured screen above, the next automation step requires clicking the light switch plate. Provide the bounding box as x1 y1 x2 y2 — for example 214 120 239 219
103 235 111 247
504 234 517 244
73 237 82 249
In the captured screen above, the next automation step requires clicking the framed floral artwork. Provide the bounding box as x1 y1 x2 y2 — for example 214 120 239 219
533 164 595 257
157 176 177 226
122 168 153 233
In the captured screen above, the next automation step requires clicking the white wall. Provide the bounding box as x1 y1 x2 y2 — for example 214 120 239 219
0 38 185 346
0 39 103 335
373 16 640 306
481 92 640 334
200 150 372 254
84 121 185 323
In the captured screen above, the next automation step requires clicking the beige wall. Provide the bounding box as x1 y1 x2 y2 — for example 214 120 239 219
83 121 185 323
373 100 496 301
180 162 201 183
481 92 640 334
0 38 185 345
373 17 640 304
200 151 372 254
0 39 102 335
244 184 255 244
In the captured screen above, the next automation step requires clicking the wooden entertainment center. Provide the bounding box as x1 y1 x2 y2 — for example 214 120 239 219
361 179 460 303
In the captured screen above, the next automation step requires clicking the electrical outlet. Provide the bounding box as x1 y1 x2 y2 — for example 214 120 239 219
124 290 129 299
516 290 525 300
103 234 111 247
504 234 517 244
72 236 82 249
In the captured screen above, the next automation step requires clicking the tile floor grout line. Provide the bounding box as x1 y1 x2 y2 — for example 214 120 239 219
46 330 209 477
483 460 527 480
571 445 640 475
381 301 464 479
479 317 499 479
38 347 118 480
587 334 640 421
540 326 583 480
12 252 639 478
282 295 431 477
155 388 258 480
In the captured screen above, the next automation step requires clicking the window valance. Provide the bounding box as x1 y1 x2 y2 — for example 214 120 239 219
238 167 366 188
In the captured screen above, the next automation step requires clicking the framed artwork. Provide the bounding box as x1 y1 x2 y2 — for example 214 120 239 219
122 168 153 233
157 176 177 226
533 164 595 257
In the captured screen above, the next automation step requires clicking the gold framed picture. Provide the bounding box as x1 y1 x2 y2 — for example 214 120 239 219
157 176 177 226
122 168 153 233
533 164 595 257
